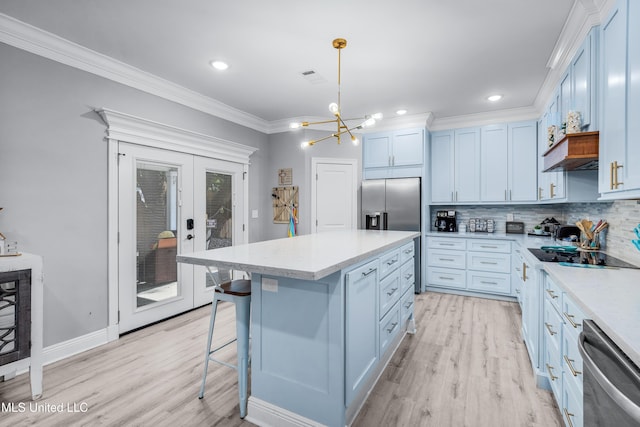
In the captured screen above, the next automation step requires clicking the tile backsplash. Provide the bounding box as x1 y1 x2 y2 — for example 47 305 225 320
430 200 640 265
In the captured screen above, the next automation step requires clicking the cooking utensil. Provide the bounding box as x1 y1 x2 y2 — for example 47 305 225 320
558 262 619 269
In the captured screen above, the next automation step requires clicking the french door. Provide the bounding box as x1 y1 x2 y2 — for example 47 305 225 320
118 143 244 333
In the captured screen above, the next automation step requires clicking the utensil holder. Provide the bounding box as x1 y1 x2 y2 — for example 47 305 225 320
580 232 600 250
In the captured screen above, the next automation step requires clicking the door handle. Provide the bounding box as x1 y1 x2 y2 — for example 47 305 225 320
187 234 194 240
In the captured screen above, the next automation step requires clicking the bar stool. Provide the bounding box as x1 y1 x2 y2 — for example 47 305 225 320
198 270 251 419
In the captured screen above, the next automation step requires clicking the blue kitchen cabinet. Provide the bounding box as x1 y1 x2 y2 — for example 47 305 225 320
363 128 424 179
559 70 572 132
430 130 455 203
454 127 481 202
508 121 538 202
345 259 379 405
599 0 640 199
480 124 508 202
571 27 598 131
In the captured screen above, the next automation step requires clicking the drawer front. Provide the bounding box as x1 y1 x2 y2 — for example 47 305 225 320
400 288 414 324
466 271 511 295
379 270 401 319
379 303 401 356
467 252 510 273
427 267 466 289
562 328 584 392
466 239 511 253
543 298 563 350
399 241 415 265
400 259 415 294
427 249 466 269
544 274 562 313
427 237 466 251
346 259 379 284
544 327 562 402
562 375 584 427
562 294 586 341
379 249 401 279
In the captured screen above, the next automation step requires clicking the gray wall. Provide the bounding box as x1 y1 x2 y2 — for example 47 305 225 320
262 129 363 241
0 43 268 346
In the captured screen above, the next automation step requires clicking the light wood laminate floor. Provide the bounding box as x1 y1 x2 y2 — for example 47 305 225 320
0 292 562 426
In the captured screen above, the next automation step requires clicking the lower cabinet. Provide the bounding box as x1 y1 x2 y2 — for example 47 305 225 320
426 236 512 298
344 241 415 406
542 272 586 427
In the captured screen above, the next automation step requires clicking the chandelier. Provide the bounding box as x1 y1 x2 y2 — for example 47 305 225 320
290 38 382 148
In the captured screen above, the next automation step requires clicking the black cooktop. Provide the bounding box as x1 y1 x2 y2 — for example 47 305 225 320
528 248 640 269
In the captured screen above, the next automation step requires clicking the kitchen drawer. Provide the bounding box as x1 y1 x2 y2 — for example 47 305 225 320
427 249 466 269
562 327 584 393
544 326 562 402
400 287 414 325
400 259 415 294
379 248 401 279
399 241 415 265
427 267 466 289
346 259 378 284
466 251 510 273
466 271 511 295
562 374 584 427
466 239 511 253
543 297 562 350
544 274 562 313
427 237 465 251
379 302 401 357
562 294 586 341
379 270 401 319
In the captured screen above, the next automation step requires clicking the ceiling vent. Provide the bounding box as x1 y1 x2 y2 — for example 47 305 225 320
300 70 327 84
543 131 599 172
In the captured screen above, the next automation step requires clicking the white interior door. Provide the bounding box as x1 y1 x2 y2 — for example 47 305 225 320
192 156 245 307
312 158 357 233
118 143 195 333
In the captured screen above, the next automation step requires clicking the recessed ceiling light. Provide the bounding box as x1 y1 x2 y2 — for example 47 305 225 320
487 94 502 102
210 60 229 71
396 109 408 116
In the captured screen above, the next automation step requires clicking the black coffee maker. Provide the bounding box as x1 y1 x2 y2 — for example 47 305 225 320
434 210 457 232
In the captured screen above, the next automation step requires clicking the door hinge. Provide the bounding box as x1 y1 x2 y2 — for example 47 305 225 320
243 224 245 232
316 219 318 226
118 310 120 323
117 232 120 244
243 171 247 181
316 173 318 180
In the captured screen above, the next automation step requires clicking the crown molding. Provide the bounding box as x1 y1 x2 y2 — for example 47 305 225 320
428 106 540 131
97 108 258 164
0 13 270 134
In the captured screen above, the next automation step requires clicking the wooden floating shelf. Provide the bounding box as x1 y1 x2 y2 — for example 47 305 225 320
543 131 599 172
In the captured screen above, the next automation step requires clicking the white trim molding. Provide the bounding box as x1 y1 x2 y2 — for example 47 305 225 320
0 13 269 134
246 397 326 427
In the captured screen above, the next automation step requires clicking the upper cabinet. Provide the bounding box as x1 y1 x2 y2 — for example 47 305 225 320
599 0 640 199
431 121 537 204
572 28 598 130
363 128 424 179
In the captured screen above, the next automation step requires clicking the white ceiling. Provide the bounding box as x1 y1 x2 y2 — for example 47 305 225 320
0 0 610 132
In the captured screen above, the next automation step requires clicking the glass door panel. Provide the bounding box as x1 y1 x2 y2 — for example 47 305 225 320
193 156 245 307
118 143 194 333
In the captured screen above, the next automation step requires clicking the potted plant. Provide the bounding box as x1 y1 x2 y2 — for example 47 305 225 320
533 225 544 235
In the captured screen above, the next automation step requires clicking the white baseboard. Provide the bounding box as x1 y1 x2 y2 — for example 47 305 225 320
43 327 111 366
246 396 326 427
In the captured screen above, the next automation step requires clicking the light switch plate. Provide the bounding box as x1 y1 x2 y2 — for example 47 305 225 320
507 213 514 221
252 209 259 219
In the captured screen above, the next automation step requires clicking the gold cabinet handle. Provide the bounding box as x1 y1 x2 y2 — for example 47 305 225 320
550 182 556 198
538 187 543 200
563 408 575 427
522 263 528 281
546 363 558 381
546 289 559 299
563 311 581 329
564 355 582 377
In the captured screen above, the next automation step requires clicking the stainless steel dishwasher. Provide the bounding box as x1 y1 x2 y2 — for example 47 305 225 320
579 319 640 426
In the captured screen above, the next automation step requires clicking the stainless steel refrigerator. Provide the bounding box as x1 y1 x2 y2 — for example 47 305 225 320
361 177 422 292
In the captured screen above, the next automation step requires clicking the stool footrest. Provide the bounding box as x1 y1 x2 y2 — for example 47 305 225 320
207 357 238 370
210 337 237 355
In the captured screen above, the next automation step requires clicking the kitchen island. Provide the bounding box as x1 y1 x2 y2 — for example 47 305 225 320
178 230 419 427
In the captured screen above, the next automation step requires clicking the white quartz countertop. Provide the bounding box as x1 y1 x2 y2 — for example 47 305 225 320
177 230 419 281
543 263 640 367
425 231 556 247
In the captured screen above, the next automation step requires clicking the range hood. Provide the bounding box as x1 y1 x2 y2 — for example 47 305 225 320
543 131 599 172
